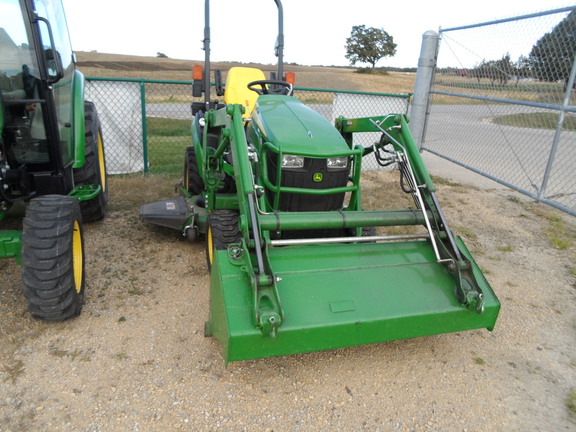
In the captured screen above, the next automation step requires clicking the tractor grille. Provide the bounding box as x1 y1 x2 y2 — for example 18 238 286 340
267 155 349 212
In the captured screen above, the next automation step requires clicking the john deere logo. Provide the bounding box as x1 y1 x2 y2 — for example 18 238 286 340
313 173 323 182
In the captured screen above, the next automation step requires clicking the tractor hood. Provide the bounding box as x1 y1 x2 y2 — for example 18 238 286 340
251 95 350 156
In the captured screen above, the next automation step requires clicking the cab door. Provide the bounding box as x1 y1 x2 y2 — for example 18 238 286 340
30 0 75 166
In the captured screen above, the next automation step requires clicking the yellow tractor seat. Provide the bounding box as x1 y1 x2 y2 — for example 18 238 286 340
223 67 266 116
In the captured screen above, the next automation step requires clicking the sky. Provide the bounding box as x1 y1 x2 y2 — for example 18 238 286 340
61 0 574 68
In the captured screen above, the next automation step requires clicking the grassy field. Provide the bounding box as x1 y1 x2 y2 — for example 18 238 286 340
78 51 573 109
493 112 576 131
75 51 417 94
432 73 572 106
77 51 574 107
77 51 417 176
146 118 191 175
79 51 573 177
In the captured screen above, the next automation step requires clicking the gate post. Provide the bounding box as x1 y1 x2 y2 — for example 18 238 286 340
409 30 440 151
538 52 576 201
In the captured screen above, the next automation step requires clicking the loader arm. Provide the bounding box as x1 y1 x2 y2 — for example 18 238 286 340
204 104 284 338
337 114 485 313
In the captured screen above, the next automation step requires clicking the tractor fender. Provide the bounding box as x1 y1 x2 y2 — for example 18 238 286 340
72 70 86 169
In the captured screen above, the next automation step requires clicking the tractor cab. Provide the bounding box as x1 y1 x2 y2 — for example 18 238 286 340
0 0 80 200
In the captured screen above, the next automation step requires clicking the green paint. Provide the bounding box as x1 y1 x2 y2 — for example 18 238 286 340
160 81 500 362
0 231 22 263
208 238 499 363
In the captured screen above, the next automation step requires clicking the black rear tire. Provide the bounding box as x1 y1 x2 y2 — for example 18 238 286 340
21 195 85 321
184 137 236 196
205 210 241 272
184 146 204 195
73 101 108 222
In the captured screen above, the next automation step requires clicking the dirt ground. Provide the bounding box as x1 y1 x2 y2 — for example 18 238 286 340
1 169 575 432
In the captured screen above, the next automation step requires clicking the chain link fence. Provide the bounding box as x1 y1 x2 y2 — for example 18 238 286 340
422 6 576 215
84 77 410 176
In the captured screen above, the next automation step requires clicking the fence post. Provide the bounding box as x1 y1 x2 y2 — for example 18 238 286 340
409 30 440 151
538 53 576 201
140 79 149 173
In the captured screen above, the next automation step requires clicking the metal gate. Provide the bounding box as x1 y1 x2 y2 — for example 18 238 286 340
416 6 576 216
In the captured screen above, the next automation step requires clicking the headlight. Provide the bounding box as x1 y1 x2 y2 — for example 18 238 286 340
281 154 305 169
327 157 348 169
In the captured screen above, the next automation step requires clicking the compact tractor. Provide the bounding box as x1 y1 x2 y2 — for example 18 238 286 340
0 0 108 320
141 0 499 363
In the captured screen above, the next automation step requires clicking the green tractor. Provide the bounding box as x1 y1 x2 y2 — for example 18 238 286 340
0 0 108 320
141 0 499 363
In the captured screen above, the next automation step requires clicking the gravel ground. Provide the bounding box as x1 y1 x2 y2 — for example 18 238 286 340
1 171 575 432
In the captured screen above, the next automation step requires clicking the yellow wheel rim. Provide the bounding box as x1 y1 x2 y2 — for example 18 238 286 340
72 221 83 293
207 226 214 266
97 131 106 192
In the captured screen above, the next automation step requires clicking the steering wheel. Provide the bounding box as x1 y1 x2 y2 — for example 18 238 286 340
247 80 293 96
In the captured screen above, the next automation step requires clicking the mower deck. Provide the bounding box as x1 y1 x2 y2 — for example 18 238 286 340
207 238 499 363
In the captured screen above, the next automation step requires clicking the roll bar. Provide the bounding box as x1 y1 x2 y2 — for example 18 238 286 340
199 0 285 109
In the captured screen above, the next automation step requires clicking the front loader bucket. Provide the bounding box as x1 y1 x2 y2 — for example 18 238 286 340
207 237 500 363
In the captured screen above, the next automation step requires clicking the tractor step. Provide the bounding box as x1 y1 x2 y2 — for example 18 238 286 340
139 196 190 231
207 238 500 363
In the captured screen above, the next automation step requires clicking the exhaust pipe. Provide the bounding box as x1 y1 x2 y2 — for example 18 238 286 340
274 0 284 80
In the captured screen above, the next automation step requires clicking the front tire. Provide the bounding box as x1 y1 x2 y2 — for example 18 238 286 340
21 195 86 321
205 210 241 272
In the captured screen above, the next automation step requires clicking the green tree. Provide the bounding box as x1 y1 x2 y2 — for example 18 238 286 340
514 55 532 86
529 10 576 88
345 25 397 69
471 54 515 86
